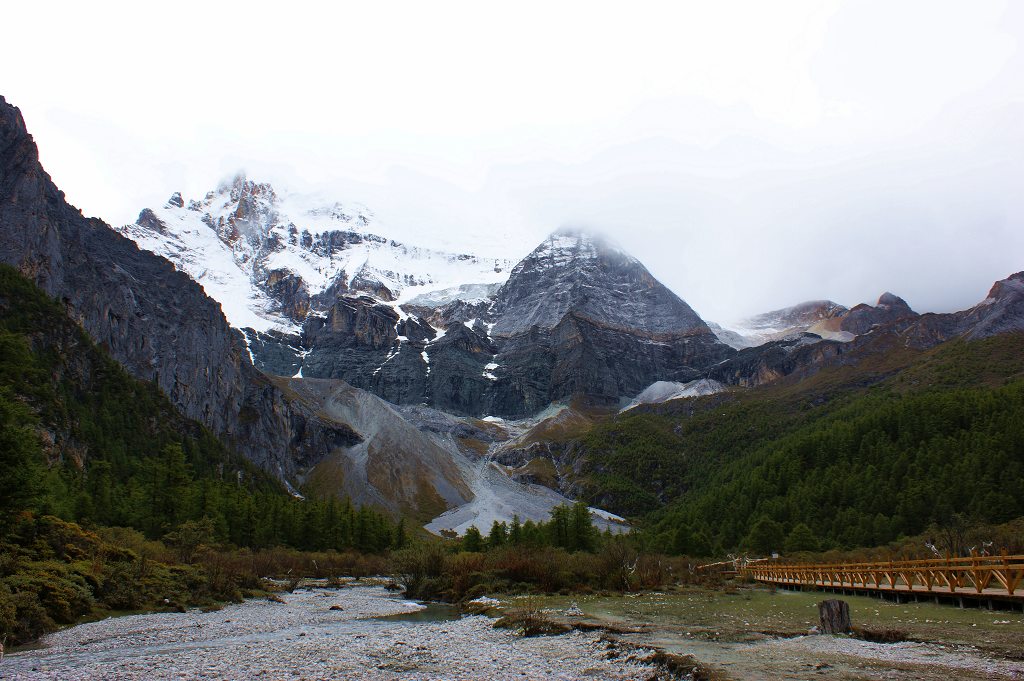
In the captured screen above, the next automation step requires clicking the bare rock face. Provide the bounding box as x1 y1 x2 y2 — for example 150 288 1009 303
0 95 354 479
709 333 847 388
894 272 1024 347
838 292 918 335
944 272 1024 340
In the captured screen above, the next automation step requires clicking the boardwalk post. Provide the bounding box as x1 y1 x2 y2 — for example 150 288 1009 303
818 599 851 634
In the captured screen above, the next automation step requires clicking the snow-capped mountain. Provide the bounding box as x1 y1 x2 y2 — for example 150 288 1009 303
490 230 711 337
121 204 735 417
292 228 734 418
483 229 733 415
118 174 513 335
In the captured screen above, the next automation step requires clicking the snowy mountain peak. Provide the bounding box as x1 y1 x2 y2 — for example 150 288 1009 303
491 227 713 338
118 174 513 334
518 228 633 274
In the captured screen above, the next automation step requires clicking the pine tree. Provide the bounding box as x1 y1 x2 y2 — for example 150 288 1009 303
745 516 784 555
548 505 570 548
488 520 508 549
393 517 408 550
463 525 484 552
783 522 818 553
671 525 694 555
521 519 541 547
509 514 522 545
570 501 595 552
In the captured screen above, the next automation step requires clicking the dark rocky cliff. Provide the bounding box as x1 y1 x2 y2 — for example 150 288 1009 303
0 95 356 478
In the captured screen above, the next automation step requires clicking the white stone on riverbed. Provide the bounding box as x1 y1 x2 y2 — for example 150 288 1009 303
468 596 501 606
2 586 659 680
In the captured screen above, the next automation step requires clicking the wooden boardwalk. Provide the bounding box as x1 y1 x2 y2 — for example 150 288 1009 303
741 553 1024 605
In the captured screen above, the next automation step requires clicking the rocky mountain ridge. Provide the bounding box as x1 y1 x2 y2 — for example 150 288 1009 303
713 292 924 349
707 275 1024 390
712 299 850 348
301 230 735 417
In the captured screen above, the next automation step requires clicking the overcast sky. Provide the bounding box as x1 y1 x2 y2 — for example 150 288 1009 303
3 1 1022 322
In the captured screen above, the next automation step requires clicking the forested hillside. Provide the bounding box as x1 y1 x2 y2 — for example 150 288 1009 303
576 333 1024 553
0 264 397 552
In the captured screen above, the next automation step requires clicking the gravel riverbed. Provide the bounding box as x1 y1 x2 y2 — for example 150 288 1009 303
0 585 662 680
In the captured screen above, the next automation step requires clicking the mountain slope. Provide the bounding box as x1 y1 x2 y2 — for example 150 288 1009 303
0 96 666 524
0 96 368 483
274 377 474 520
0 262 399 549
0 96 530 522
573 332 1024 550
654 341 1024 553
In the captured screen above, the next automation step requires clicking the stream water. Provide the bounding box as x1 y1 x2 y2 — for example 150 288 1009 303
370 602 462 623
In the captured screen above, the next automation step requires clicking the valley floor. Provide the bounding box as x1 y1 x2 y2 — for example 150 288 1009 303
1 583 659 680
5 583 1023 680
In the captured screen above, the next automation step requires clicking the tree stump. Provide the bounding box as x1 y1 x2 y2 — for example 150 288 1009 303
818 599 851 634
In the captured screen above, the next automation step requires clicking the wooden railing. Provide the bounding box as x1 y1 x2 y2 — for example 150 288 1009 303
742 552 1024 600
